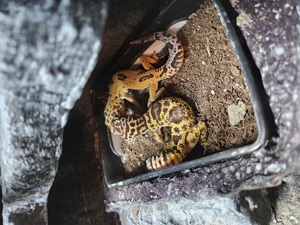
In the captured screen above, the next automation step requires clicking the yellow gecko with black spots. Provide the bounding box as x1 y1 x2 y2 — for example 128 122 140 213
111 97 207 171
104 31 184 129
104 31 207 171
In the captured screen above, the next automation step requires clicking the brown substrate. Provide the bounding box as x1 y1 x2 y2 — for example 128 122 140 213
120 0 258 175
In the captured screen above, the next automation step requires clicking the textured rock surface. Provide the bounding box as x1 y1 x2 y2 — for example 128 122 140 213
0 0 106 224
47 99 118 225
269 173 300 224
117 193 254 225
232 0 300 173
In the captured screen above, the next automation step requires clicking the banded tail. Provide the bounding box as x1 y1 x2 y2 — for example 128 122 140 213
145 121 207 171
130 31 184 79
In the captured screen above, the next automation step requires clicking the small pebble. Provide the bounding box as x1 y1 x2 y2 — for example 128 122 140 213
227 101 246 126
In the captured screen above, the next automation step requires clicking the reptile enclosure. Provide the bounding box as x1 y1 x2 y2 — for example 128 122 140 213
0 0 298 224
92 0 274 187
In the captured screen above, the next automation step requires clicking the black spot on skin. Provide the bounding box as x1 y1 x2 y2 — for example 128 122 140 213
139 74 154 82
153 155 161 169
130 122 135 127
174 127 180 133
191 137 198 144
166 42 173 50
151 102 162 121
162 151 168 164
170 62 178 71
137 119 146 134
172 135 182 145
113 119 120 127
169 106 183 124
160 66 168 77
117 73 127 81
171 52 183 69
163 108 168 113
153 158 159 170
166 149 181 165
113 121 121 133
175 149 182 154
164 101 170 107
176 51 184 59
187 111 193 118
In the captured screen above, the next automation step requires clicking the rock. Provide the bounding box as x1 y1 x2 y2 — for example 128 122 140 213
0 0 107 224
117 193 254 225
227 101 246 126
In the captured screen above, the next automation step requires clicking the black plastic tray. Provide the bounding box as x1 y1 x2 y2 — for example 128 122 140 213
92 0 273 187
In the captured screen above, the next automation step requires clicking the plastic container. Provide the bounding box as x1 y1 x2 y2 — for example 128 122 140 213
92 0 273 187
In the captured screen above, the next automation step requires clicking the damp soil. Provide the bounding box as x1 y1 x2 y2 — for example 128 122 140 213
119 0 258 175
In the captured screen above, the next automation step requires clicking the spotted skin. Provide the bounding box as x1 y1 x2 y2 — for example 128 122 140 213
103 32 206 171
104 31 184 130
111 97 207 171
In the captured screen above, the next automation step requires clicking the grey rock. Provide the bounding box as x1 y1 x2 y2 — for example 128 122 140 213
118 193 254 225
227 101 246 126
0 0 107 224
